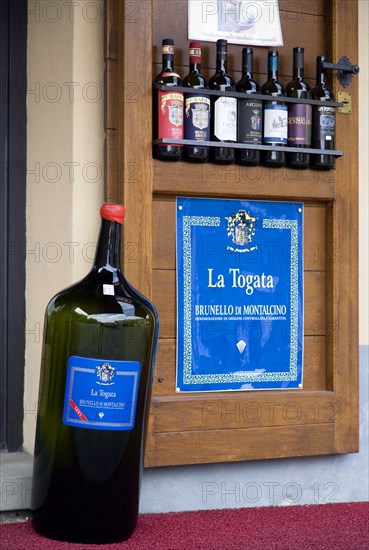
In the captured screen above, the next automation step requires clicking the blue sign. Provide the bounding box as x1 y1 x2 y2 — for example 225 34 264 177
63 356 140 430
176 197 303 392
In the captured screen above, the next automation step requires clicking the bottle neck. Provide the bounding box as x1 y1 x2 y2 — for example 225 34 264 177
268 67 278 80
190 62 201 73
93 219 122 273
293 67 304 79
242 66 253 79
317 68 328 86
162 56 174 72
242 51 253 79
268 55 279 80
216 52 227 73
293 49 304 80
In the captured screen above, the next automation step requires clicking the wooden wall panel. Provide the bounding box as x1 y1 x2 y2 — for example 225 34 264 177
152 0 325 81
110 0 359 467
146 423 337 466
153 164 337 200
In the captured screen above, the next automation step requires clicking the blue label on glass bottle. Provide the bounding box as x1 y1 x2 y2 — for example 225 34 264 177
62 356 140 431
263 102 288 144
184 93 210 142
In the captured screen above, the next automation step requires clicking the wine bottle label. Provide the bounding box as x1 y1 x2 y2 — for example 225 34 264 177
237 98 262 144
184 94 210 142
158 90 184 142
263 103 288 144
62 355 141 431
162 45 174 55
313 105 335 143
288 104 312 145
214 96 237 141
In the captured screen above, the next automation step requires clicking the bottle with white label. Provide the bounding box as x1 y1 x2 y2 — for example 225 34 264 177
236 47 262 165
311 55 336 169
209 39 237 163
261 50 287 167
31 204 159 544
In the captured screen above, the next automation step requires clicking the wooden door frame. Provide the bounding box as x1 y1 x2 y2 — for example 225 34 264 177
107 0 359 466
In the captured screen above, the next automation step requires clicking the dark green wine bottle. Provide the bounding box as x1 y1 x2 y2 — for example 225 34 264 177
209 39 237 164
153 39 183 161
182 41 210 162
261 50 287 167
31 204 159 544
236 47 262 165
311 55 336 169
286 47 311 168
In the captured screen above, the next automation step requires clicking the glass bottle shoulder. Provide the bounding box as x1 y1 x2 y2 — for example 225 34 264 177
286 78 311 98
46 274 158 327
311 84 333 100
261 78 284 96
236 77 261 94
153 70 182 86
182 71 208 89
209 72 235 91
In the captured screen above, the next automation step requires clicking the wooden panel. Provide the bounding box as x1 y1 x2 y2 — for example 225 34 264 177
153 163 337 200
145 423 337 466
326 0 359 451
117 0 154 296
110 0 359 467
279 0 324 16
105 0 117 59
153 335 326 396
152 0 326 80
105 129 117 203
105 59 117 129
151 391 337 433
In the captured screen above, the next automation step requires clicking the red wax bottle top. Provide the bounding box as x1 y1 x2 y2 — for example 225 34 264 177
189 40 201 64
100 203 125 225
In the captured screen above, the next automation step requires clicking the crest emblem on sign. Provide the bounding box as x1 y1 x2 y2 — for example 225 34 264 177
225 210 258 253
96 363 115 385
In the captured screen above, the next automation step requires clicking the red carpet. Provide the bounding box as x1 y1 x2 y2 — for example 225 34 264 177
0 503 368 549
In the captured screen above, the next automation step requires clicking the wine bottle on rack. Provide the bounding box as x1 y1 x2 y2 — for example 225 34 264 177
286 47 312 168
182 41 210 162
236 47 262 165
261 50 287 167
209 39 237 163
31 204 159 544
153 38 183 161
311 55 336 169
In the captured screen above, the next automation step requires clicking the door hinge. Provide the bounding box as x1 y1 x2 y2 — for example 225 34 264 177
338 91 352 114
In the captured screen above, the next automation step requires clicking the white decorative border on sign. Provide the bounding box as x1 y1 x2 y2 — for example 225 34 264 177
180 215 300 386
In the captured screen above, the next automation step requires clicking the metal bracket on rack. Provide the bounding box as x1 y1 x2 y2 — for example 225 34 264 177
322 55 360 87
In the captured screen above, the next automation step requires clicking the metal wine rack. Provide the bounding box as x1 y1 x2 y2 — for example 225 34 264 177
153 83 344 158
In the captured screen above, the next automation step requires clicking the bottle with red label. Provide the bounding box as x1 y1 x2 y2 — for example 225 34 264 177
153 38 184 160
286 47 312 168
182 41 210 162
31 204 159 543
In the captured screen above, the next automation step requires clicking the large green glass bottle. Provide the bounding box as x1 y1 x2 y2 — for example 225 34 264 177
31 204 159 543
